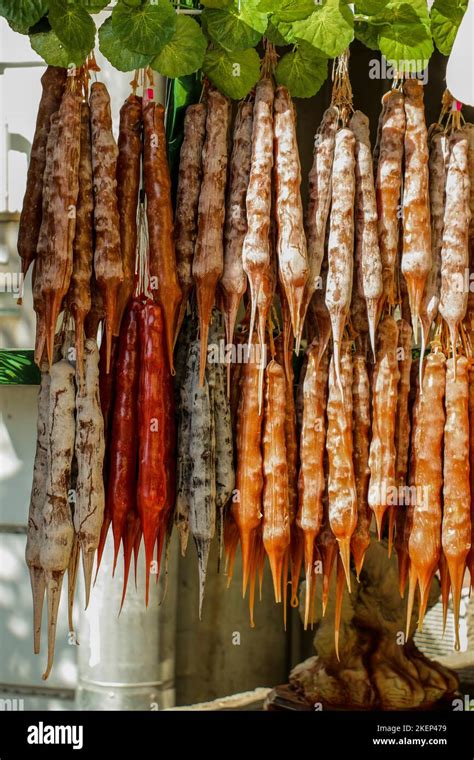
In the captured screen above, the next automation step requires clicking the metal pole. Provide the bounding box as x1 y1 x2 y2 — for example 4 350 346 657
76 535 178 711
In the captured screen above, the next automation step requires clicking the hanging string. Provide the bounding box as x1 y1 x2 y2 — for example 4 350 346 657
130 69 140 96
392 72 404 91
144 66 154 103
261 39 277 80
135 201 152 301
331 49 353 127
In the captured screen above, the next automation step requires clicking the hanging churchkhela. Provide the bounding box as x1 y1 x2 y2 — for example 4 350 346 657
22 50 474 679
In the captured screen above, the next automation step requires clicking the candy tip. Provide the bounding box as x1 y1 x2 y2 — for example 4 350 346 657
338 539 351 593
82 550 95 610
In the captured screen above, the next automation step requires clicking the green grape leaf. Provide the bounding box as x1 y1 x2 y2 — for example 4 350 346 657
258 0 319 23
150 15 206 78
258 0 315 22
265 20 289 46
48 1 96 57
111 0 176 56
354 19 380 50
377 0 433 72
0 0 48 33
200 0 233 7
275 41 328 98
431 0 468 56
202 46 261 100
291 0 354 59
355 0 389 14
79 0 110 13
30 29 86 67
202 2 268 53
98 17 151 72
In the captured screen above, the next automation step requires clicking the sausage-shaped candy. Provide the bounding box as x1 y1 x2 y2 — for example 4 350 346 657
115 95 142 333
297 340 328 627
401 79 431 340
327 341 357 590
68 101 93 384
188 336 216 618
25 371 50 654
193 88 230 385
74 340 105 607
220 99 253 374
349 110 383 357
390 318 412 554
41 85 81 366
325 129 356 391
143 100 182 372
274 86 309 350
174 104 207 342
107 300 141 576
90 82 123 372
406 351 445 636
442 356 471 650
137 301 169 605
33 112 59 366
18 66 66 282
376 89 405 312
420 130 450 347
232 342 264 596
302 106 338 322
439 130 471 363
242 79 273 344
40 358 76 679
368 317 400 538
262 360 290 604
350 353 371 579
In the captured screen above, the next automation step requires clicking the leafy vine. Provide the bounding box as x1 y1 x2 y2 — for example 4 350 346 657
0 0 468 98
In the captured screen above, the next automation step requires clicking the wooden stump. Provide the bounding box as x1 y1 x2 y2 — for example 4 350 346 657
266 540 459 711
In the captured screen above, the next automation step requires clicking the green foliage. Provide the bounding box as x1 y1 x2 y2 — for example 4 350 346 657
431 0 468 55
354 0 434 72
291 0 355 59
0 350 40 385
202 46 260 99
110 0 176 56
258 0 315 22
275 41 328 98
0 0 47 33
0 0 469 100
30 27 87 67
151 15 207 78
202 1 268 52
98 17 151 72
48 0 96 59
264 20 288 47
79 0 109 13
199 0 233 8
355 0 389 14
377 0 433 72
354 19 380 50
